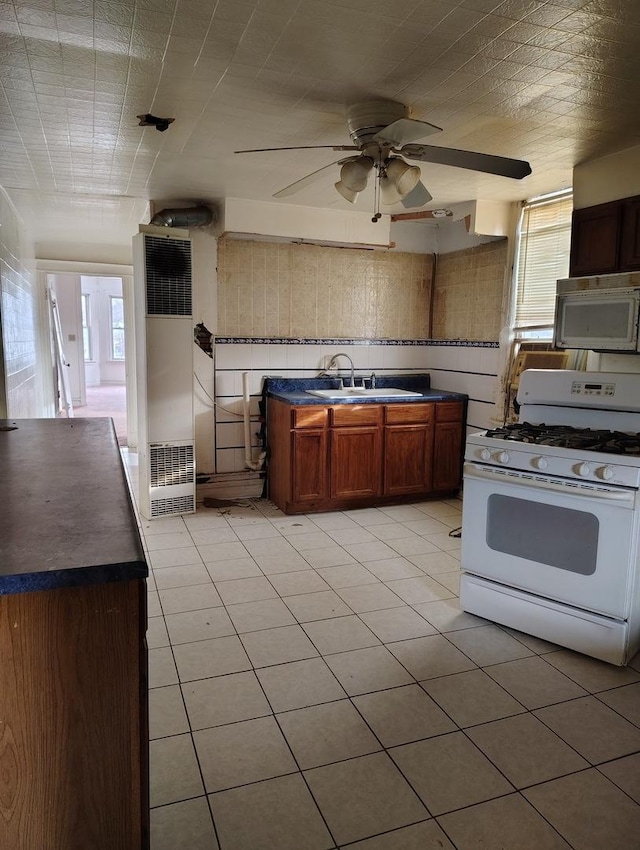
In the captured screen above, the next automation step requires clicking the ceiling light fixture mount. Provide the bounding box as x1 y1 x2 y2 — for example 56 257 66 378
137 113 175 132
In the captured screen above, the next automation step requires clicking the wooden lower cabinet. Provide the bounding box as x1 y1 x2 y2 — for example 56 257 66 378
433 402 464 491
383 402 434 497
292 429 327 502
331 426 382 499
384 424 433 495
0 579 148 850
267 398 464 514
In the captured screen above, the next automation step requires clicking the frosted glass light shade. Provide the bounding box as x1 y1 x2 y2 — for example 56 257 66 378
339 156 374 191
386 158 420 196
335 181 359 203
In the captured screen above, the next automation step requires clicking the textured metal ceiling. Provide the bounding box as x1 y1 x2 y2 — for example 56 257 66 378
1 0 640 247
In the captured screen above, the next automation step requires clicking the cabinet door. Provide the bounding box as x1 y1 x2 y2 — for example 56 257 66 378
433 421 463 491
621 198 640 269
292 429 327 502
384 424 433 496
330 427 382 499
569 202 622 276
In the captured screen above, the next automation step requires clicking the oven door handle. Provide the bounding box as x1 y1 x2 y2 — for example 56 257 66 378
463 462 636 505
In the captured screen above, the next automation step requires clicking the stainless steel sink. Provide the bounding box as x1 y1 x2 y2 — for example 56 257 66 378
306 388 423 399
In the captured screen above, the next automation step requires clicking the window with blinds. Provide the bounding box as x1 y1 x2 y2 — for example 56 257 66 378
514 191 573 330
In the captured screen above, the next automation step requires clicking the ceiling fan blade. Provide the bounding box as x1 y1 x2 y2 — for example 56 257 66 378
400 143 532 179
400 180 432 208
374 118 442 146
273 157 358 198
235 145 358 154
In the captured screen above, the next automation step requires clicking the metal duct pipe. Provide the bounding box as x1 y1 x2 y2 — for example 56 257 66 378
150 205 214 228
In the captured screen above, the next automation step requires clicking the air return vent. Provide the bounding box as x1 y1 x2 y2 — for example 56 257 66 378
150 444 195 488
144 235 192 316
151 494 196 518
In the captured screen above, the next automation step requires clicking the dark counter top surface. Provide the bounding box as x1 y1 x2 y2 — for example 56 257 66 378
0 418 147 596
265 374 468 405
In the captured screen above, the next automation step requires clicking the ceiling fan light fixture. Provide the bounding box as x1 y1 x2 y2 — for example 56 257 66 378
339 156 374 192
335 181 359 203
385 158 421 197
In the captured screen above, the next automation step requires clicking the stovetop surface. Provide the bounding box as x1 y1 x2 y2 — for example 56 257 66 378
485 423 640 455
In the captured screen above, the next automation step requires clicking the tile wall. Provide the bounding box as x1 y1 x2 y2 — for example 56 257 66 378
0 189 38 417
207 237 506 476
217 239 433 340
432 241 508 342
213 340 500 474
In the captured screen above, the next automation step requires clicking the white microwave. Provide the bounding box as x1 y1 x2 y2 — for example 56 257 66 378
554 286 640 352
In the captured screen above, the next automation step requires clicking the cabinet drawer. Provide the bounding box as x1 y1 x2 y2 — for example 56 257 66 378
436 402 463 422
385 403 433 424
292 407 328 429
331 405 383 427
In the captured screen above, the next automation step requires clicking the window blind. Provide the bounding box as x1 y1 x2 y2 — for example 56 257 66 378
514 193 573 328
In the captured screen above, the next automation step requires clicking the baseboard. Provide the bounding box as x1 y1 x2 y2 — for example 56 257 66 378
197 471 264 501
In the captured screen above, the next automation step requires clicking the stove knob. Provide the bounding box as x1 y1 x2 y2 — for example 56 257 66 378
575 462 591 477
597 465 615 481
480 448 491 461
532 456 548 470
496 451 510 465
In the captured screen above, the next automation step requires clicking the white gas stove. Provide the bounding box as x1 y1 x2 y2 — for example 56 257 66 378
460 370 640 666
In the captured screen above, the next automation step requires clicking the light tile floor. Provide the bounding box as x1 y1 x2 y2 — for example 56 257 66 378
122 453 640 850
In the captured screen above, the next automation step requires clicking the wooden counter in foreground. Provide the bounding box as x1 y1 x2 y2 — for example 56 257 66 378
0 418 149 850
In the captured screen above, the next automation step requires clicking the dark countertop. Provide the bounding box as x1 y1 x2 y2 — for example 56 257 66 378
0 418 147 596
265 374 468 405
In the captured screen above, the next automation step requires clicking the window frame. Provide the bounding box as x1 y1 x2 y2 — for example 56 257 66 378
512 189 573 337
110 295 125 361
81 293 92 361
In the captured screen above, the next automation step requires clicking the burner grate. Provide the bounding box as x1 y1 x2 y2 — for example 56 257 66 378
485 423 640 455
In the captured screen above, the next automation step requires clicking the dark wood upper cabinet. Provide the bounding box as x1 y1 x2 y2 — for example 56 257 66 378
620 197 640 269
569 195 640 276
569 201 622 277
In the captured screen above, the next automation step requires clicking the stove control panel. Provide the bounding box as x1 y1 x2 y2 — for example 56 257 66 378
466 437 640 489
570 380 616 397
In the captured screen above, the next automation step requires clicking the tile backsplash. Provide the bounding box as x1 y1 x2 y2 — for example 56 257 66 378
432 240 508 341
213 339 500 475
217 238 434 340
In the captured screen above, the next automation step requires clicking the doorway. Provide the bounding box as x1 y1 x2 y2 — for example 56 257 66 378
47 273 130 446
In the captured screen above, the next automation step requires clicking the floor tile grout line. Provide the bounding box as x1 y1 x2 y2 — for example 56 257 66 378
141 498 640 848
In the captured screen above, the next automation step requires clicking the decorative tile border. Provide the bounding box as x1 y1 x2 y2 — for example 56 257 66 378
215 337 499 348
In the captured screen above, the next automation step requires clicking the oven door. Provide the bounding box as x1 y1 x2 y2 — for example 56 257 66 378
461 462 639 619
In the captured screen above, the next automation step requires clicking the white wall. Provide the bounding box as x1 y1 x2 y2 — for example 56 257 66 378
51 273 84 406
80 276 126 386
0 187 40 417
573 145 640 209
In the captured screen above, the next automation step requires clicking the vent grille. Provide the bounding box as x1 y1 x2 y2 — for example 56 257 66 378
150 444 195 488
151 494 195 518
144 235 192 316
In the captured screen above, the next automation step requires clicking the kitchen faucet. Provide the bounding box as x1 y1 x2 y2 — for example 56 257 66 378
325 352 356 387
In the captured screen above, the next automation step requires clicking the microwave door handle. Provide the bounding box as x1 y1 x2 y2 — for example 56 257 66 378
464 463 635 505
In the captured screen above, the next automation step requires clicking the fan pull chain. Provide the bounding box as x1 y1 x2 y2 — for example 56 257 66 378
372 169 382 223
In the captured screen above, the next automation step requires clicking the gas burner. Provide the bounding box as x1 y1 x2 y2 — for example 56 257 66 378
485 423 640 455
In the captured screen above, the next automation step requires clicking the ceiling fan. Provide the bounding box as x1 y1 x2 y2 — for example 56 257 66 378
235 100 532 222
